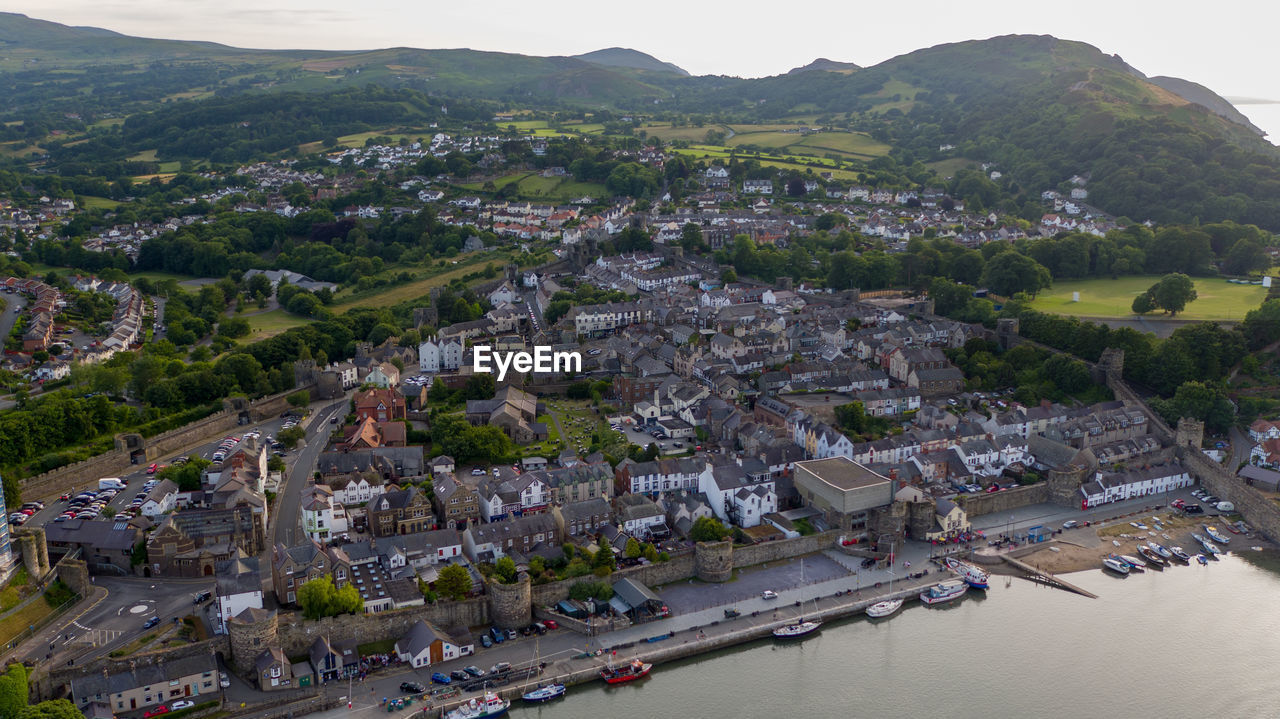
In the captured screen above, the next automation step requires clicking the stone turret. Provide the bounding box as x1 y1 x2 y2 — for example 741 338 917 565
487 574 531 630
694 540 733 583
227 608 279 675
1176 417 1205 450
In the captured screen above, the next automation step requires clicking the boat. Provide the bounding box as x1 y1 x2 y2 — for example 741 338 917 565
444 692 509 719
1119 554 1147 570
1195 554 1209 565
1137 545 1166 567
1102 557 1131 575
1170 546 1191 562
944 557 990 589
866 542 904 619
866 598 904 618
521 684 566 704
919 580 968 605
600 659 652 685
1193 533 1222 556
1147 541 1173 559
1112 540 1121 547
774 558 823 638
1225 523 1242 534
1204 525 1231 544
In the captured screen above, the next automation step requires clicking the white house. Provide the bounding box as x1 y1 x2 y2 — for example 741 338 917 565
488 281 520 306
419 336 463 372
1077 463 1193 509
698 463 776 528
215 558 264 634
395 620 469 668
328 475 386 506
301 484 349 543
139 479 178 519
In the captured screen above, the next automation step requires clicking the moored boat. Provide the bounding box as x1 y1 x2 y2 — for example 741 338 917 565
444 692 509 719
1119 554 1146 571
919 580 968 605
1195 554 1209 565
866 598 905 618
1169 546 1191 562
601 659 652 685
1102 557 1131 575
1204 525 1230 544
944 557 990 589
773 619 822 639
1147 541 1173 559
1137 545 1166 567
521 684 566 704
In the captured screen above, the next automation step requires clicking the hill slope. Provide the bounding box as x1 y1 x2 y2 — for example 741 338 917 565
787 58 861 75
573 47 688 76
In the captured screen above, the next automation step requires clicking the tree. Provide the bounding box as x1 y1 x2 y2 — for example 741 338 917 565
296 576 336 619
1147 273 1198 316
277 426 306 448
494 556 518 584
592 536 615 574
1042 354 1091 395
333 582 362 614
624 537 641 559
786 177 806 197
436 563 472 600
287 389 311 408
0 663 27 719
690 516 730 542
680 222 703 252
980 252 1052 297
217 316 251 339
1131 292 1157 315
642 543 659 562
18 700 82 719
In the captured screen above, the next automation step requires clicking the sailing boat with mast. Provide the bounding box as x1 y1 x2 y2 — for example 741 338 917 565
773 558 822 639
866 543 904 618
521 638 565 704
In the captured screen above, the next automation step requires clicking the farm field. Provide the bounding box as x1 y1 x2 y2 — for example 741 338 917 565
334 251 509 312
1028 276 1268 321
244 309 311 341
459 172 605 201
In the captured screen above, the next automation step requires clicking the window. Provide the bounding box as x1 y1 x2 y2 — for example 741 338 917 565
270 666 281 678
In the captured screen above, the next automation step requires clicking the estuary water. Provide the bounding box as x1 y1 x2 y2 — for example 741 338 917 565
510 552 1280 719
1237 103 1280 146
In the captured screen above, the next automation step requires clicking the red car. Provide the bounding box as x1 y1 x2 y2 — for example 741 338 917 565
143 707 169 718
147 463 158 474
1171 499 1186 509
543 619 558 630
59 494 71 501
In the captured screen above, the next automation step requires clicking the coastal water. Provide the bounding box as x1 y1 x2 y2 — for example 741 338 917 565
510 553 1280 718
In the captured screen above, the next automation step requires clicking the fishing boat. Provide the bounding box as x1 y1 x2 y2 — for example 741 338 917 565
1170 546 1191 562
521 684 566 704
444 692 509 719
944 557 990 589
866 543 904 619
1195 554 1209 565
774 558 823 638
1204 525 1231 544
1146 541 1173 559
1102 557 1131 575
1193 533 1222 556
600 659 652 685
1137 545 1166 567
1120 554 1147 571
919 579 967 605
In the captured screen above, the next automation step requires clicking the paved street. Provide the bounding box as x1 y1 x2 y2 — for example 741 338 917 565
272 400 348 548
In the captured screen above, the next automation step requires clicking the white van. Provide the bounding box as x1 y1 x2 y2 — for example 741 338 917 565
98 478 126 490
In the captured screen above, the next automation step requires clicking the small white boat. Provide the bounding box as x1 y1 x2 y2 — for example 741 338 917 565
1204 525 1230 544
773 620 822 639
919 580 968 605
1049 546 1060 552
1147 541 1173 559
1102 557 1131 575
1195 554 1208 565
866 598 904 618
1120 554 1146 570
1112 540 1121 547
944 557 990 589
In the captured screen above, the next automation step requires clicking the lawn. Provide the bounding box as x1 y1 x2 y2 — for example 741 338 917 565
0 592 57 649
792 132 891 158
245 309 312 341
1028 276 1268 321
334 253 505 312
926 157 978 179
79 196 120 210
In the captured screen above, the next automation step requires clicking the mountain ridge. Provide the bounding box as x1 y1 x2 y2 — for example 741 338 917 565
572 47 688 76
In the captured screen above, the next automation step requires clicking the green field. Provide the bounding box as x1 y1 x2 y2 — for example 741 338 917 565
245 309 311 341
1028 276 1268 321
79 196 120 210
460 172 606 202
334 252 509 312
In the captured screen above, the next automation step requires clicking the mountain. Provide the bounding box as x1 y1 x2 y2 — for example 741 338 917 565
787 58 861 75
1144 76 1264 135
573 47 688 76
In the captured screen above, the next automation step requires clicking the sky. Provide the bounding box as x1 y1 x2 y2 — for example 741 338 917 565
3 0 1279 100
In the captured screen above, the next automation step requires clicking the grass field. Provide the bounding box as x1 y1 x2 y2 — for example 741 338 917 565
0 592 56 649
245 309 311 341
1029 276 1268 321
79 196 120 210
460 172 606 201
926 157 977 179
334 253 505 312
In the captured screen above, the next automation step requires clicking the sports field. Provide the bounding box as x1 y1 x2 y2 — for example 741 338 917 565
1028 276 1268 321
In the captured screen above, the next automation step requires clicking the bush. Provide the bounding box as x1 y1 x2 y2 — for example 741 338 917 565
43 579 75 608
568 580 614 601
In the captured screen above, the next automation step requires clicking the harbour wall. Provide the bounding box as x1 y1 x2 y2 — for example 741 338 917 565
276 598 490 657
1182 449 1280 544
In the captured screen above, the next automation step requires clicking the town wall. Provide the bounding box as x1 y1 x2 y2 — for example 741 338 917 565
693 541 732 582
1182 449 1280 543
529 554 696 608
731 530 840 566
20 386 311 502
487 576 531 630
275 599 489 657
953 484 1050 518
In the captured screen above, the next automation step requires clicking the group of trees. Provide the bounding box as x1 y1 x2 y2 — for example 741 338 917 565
296 576 363 620
1132 274 1198 316
0 663 82 719
427 413 517 465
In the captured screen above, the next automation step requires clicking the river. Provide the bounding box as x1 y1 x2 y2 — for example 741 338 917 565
508 552 1280 719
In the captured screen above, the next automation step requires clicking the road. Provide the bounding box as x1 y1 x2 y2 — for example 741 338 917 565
1230 426 1252 469
0 292 26 347
13 575 215 668
271 400 347 548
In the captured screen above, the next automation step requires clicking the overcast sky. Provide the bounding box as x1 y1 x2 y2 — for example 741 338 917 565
4 0 1278 100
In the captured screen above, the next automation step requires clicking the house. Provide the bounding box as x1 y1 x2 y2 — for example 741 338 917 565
418 336 463 372
395 620 473 668
431 473 481 529
1249 419 1280 443
365 362 401 389
253 646 295 691
429 456 456 476
462 513 562 562
271 540 329 605
613 494 667 538
926 497 970 541
139 479 178 519
301 483 348 542
214 555 264 634
553 498 614 537
1077 462 1193 509
488 281 520 306
369 486 435 537
742 179 774 195
70 653 219 713
42 519 141 575
354 388 407 423
465 386 547 444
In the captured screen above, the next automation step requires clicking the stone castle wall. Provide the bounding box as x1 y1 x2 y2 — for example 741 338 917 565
487 575 531 630
38 637 231 700
954 484 1050 518
275 599 489 657
694 541 732 582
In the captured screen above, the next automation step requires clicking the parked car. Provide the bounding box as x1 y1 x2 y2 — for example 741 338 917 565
170 701 194 710
543 619 558 630
506 629 517 640
400 681 425 693
143 616 160 629
490 626 504 644
192 591 212 605
219 672 230 688
143 707 169 718
1061 520 1079 530
1183 504 1205 514
450 670 468 681
479 634 492 648
430 673 451 685
761 590 778 600
464 666 484 678
489 662 511 675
